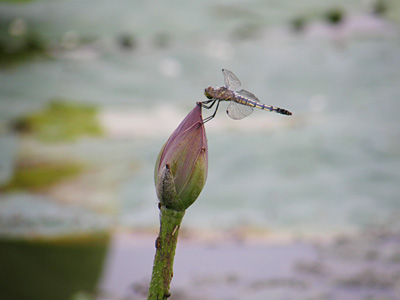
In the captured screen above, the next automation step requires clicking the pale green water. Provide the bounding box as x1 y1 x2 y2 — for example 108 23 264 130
1 0 400 237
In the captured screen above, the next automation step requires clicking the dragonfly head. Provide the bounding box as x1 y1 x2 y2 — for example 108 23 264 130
204 87 214 99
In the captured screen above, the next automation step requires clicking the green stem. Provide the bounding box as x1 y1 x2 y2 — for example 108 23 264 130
147 205 185 299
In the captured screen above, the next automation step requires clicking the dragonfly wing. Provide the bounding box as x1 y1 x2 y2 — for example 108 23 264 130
236 89 260 102
222 69 241 90
226 102 254 120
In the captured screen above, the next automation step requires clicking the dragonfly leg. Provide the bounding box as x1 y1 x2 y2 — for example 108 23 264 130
200 99 217 109
202 100 221 123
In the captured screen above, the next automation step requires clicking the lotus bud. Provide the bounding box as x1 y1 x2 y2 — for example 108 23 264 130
155 103 208 211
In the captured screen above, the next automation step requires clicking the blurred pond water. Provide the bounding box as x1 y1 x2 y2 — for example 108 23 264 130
1 0 400 237
0 234 110 300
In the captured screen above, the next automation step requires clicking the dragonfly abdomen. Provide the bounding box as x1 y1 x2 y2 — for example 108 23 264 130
235 96 293 116
257 103 292 115
233 94 252 106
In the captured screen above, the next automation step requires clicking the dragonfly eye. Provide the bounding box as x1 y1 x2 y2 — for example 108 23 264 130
204 88 213 99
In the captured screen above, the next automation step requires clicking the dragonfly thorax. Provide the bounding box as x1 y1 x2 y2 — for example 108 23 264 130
204 86 234 101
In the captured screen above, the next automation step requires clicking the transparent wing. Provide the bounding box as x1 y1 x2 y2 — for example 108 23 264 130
226 102 254 120
236 89 260 102
222 69 241 90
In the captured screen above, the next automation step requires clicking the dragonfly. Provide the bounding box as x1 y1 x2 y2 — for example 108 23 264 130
201 69 292 123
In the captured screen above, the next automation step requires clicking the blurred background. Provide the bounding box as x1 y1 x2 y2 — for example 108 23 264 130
1 0 400 299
